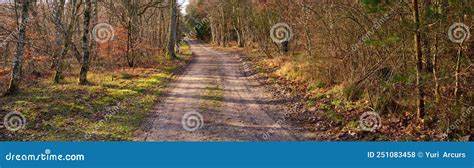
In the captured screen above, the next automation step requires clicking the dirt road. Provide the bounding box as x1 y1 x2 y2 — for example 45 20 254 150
138 40 300 141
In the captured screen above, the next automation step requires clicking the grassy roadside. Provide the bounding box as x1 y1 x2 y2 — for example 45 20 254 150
214 46 450 141
211 47 436 141
0 45 193 141
239 49 398 140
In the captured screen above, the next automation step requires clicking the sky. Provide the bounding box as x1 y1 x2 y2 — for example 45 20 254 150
178 0 190 15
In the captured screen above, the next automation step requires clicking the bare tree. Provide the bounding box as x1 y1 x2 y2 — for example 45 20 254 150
103 0 165 66
79 0 92 85
166 0 177 59
52 0 80 83
5 0 30 95
413 0 425 122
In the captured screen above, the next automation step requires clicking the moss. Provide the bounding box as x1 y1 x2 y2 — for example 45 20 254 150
347 120 359 129
320 103 331 111
331 99 343 108
107 89 139 100
305 99 316 108
327 110 343 123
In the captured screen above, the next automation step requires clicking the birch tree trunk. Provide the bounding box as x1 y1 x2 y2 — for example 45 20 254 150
52 0 65 83
79 0 92 85
6 0 30 95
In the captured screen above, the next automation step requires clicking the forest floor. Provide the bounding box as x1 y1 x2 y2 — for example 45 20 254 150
0 45 193 141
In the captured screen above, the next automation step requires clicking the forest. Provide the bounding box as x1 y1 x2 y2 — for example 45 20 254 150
0 0 472 141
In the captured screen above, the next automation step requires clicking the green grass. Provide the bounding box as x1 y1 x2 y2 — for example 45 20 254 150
0 46 193 141
326 110 344 123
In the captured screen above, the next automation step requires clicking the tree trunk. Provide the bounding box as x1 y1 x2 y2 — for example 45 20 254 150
215 22 221 45
454 16 466 101
234 25 243 47
158 9 163 49
126 20 134 67
413 0 425 122
210 18 217 44
6 0 30 95
52 0 65 83
176 11 181 53
232 3 243 48
303 3 313 58
219 9 226 47
166 0 177 59
433 26 440 103
161 8 167 52
91 0 99 67
233 15 243 48
422 32 433 72
454 44 462 100
79 0 92 85
2 43 9 69
422 0 433 73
